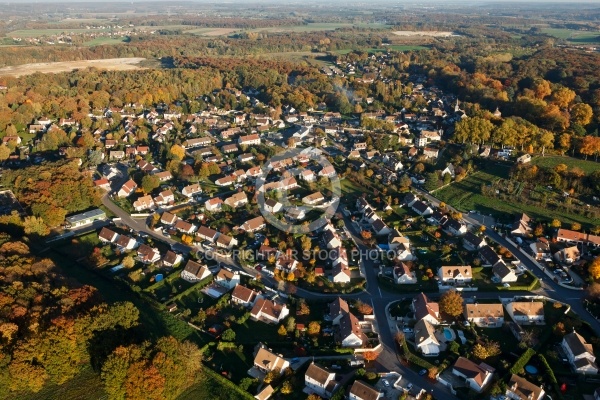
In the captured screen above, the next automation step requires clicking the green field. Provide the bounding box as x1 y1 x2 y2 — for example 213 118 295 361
248 22 390 33
8 366 105 400
435 164 600 227
530 155 600 175
334 45 428 55
542 28 600 43
84 36 128 46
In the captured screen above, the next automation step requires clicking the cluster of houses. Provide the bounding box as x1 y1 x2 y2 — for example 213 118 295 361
98 226 175 265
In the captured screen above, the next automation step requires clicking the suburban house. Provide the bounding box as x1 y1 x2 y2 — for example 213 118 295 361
411 200 433 216
303 192 325 205
371 219 391 236
276 256 299 273
338 311 366 348
254 385 273 400
393 262 417 284
348 380 382 400
99 227 119 244
304 363 337 398
196 226 219 243
133 195 154 212
137 244 161 264
115 235 137 251
323 226 342 249
161 251 183 267
161 211 178 225
264 199 283 213
154 171 173 182
439 266 472 284
506 374 545 400
253 345 289 375
216 234 238 249
231 284 261 307
182 183 202 197
463 232 487 251
215 268 240 290
224 192 248 208
251 299 289 324
414 318 440 356
463 303 505 328
301 169 316 182
530 239 551 260
561 331 598 374
479 245 501 267
241 216 266 233
492 262 518 283
174 220 197 234
554 245 580 264
511 213 532 236
94 178 111 191
556 229 600 248
505 302 545 325
205 197 224 212
332 262 351 284
238 134 261 146
412 292 440 325
452 357 495 392
443 218 467 236
328 297 350 325
180 260 211 282
118 179 137 197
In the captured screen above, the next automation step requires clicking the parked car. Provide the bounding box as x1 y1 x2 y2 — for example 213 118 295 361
418 369 427 376
291 357 300 364
382 379 390 387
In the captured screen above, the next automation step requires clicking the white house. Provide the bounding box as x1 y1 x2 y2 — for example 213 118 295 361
452 357 494 392
232 284 261 307
205 197 224 212
439 266 472 284
239 134 261 146
215 268 240 290
328 297 350 325
240 216 266 233
505 302 545 325
253 346 289 375
305 363 337 398
162 251 183 267
414 318 440 356
506 374 545 400
338 312 366 348
99 227 119 244
463 232 487 251
133 195 154 212
115 235 137 251
463 303 504 328
117 179 137 198
182 183 202 198
180 260 212 282
264 199 283 213
393 262 417 284
215 234 238 249
492 262 518 283
136 244 161 264
411 200 433 216
251 299 289 324
412 292 440 325
161 211 178 225
561 331 598 374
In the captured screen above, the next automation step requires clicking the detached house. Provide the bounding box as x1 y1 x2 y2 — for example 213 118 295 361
174 220 197 234
162 251 183 268
492 262 518 283
393 262 417 284
205 197 223 212
561 331 598 374
411 200 433 216
137 244 160 264
511 213 532 236
505 302 545 325
232 284 261 307
348 381 381 400
452 357 495 392
115 235 137 251
180 260 211 282
530 239 551 260
554 245 580 264
182 184 202 198
118 179 137 198
328 297 350 325
251 299 289 324
133 195 154 212
463 232 487 251
443 218 467 236
196 226 219 243
412 292 440 325
253 346 289 375
99 227 119 244
414 318 440 356
161 211 178 226
240 216 266 233
238 134 261 146
479 245 501 267
215 269 240 290
463 303 504 328
506 374 545 400
439 266 472 284
338 312 366 348
305 363 337 399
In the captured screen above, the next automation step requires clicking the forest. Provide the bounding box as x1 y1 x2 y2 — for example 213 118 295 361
0 234 204 399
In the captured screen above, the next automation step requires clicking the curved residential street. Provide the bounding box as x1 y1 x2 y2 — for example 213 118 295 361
102 184 599 400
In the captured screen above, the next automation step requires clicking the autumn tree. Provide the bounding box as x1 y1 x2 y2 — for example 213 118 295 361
355 300 373 315
439 290 463 318
589 257 600 280
363 351 379 363
472 340 501 359
571 103 593 126
141 175 160 194
169 144 185 161
0 145 10 161
297 301 310 315
308 321 320 336
122 256 135 269
278 325 288 336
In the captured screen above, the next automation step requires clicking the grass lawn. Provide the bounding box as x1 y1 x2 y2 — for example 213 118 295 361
541 28 600 43
530 155 600 175
436 163 600 227
84 36 127 46
7 365 105 400
206 348 252 383
177 370 253 400
245 22 391 34
235 319 281 345
340 177 365 200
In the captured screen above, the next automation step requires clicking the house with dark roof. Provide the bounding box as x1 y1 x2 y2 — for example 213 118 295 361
452 357 495 392
348 380 381 400
506 374 545 400
338 312 366 348
305 363 337 398
443 218 467 236
479 245 501 267
393 262 417 284
412 292 440 325
493 262 518 283
162 250 182 267
99 227 119 244
414 318 440 356
463 232 487 251
136 244 160 264
511 213 532 236
232 284 261 307
411 200 433 216
328 297 350 325
180 260 211 282
561 331 598 374
215 269 240 290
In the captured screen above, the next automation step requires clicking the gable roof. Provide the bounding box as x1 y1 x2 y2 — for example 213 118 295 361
508 374 544 400
339 312 366 345
479 245 501 265
182 260 209 279
305 363 333 385
414 318 439 346
492 262 513 278
463 232 484 247
254 347 287 372
440 266 472 278
349 380 380 400
329 297 349 320
509 302 544 317
564 331 594 357
232 284 258 303
464 303 504 320
99 227 118 242
453 357 492 387
413 292 439 322
216 268 236 282
251 298 286 320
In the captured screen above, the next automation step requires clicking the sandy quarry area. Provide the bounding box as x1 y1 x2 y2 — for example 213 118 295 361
392 30 454 37
0 57 147 77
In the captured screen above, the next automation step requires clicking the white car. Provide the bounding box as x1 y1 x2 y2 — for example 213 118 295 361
382 379 390 387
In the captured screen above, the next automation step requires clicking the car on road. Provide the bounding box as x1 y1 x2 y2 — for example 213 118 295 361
255 265 262 271
290 357 300 364
402 327 414 333
407 383 413 390
503 283 511 288
382 379 390 387
418 369 427 376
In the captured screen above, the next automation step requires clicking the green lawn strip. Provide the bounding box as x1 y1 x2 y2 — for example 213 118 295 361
530 155 600 175
176 369 253 400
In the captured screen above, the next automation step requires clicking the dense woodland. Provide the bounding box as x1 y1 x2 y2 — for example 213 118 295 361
0 235 204 399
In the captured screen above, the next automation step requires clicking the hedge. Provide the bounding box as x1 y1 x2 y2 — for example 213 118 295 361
510 348 536 374
401 338 435 370
538 354 563 400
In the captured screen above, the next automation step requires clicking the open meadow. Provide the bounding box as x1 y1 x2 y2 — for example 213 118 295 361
541 28 600 43
0 57 146 77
